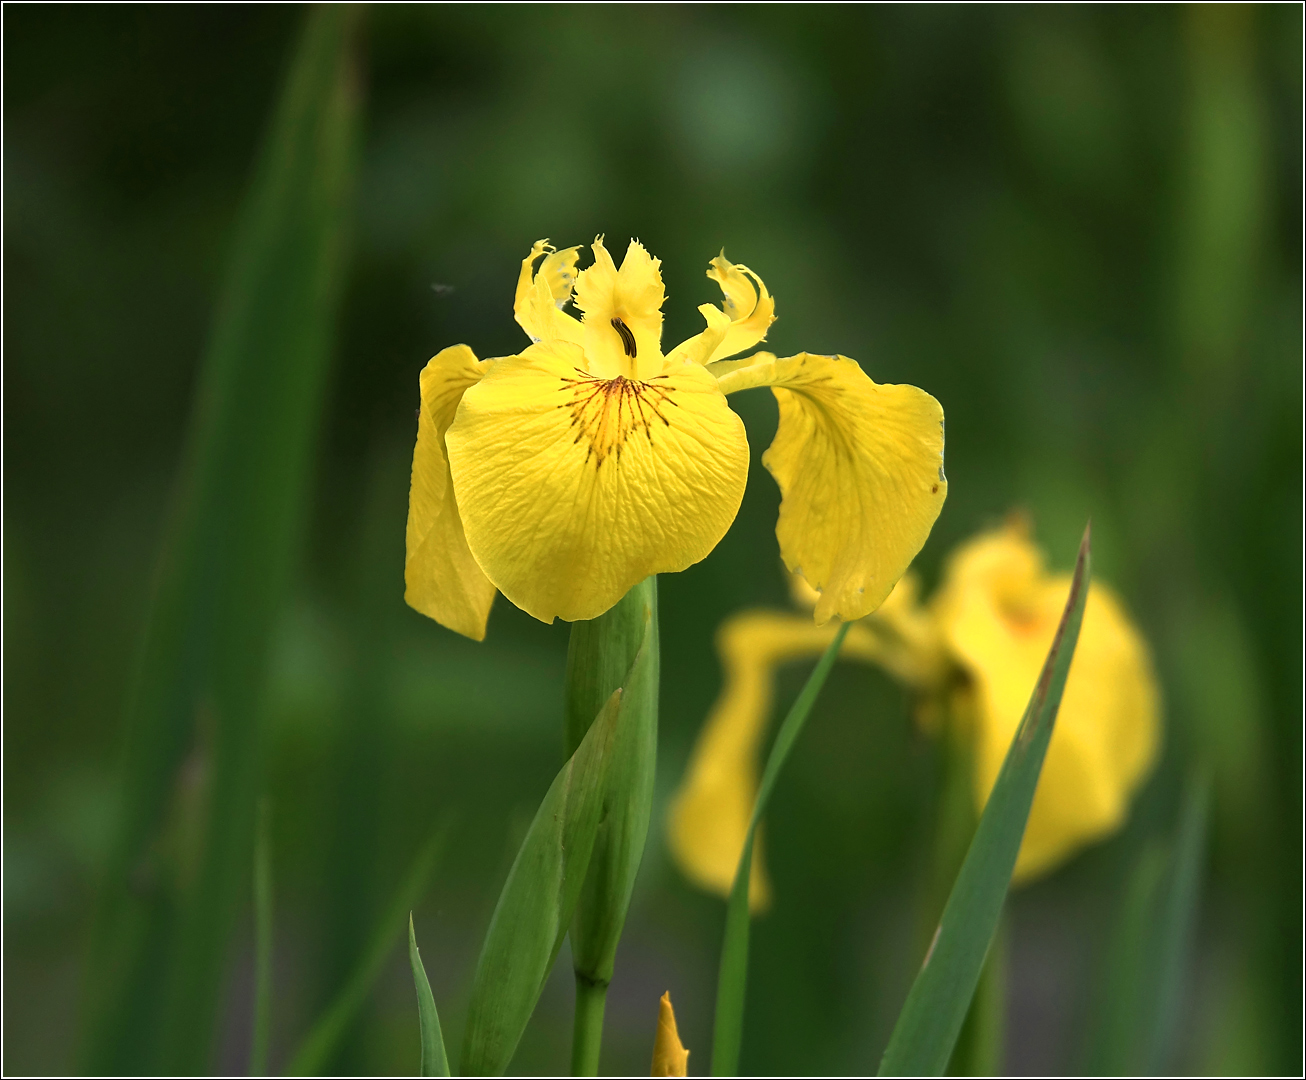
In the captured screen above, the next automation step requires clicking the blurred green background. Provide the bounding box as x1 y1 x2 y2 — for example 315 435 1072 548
4 4 1300 1075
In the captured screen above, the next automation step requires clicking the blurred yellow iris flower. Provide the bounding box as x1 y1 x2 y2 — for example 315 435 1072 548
667 518 1161 904
404 237 948 637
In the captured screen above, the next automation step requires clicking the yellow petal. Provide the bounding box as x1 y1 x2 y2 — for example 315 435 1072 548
446 343 749 624
666 610 885 909
715 352 948 624
672 252 777 366
651 992 690 1077
934 522 1162 882
514 239 584 345
573 236 667 379
404 345 498 640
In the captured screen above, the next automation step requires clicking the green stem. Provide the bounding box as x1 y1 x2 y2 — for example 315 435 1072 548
571 974 608 1077
562 578 659 1075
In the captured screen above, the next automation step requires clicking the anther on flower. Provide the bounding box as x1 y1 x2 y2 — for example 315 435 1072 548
405 236 947 634
667 519 1161 899
650 991 689 1077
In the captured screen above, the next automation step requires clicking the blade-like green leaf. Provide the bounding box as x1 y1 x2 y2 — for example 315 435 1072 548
1146 767 1210 1072
251 798 274 1076
1086 767 1210 1075
81 8 361 1073
878 525 1093 1077
564 578 660 1076
409 914 450 1077
460 687 624 1076
711 620 852 1077
288 824 449 1076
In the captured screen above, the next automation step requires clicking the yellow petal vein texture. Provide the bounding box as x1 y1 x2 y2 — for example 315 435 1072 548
666 610 884 910
934 523 1162 881
650 992 690 1077
715 352 948 624
446 341 749 624
404 344 497 640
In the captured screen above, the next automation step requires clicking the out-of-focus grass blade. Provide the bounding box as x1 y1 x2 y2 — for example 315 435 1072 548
288 823 449 1076
409 914 450 1077
1083 767 1210 1075
878 525 1092 1077
460 688 624 1076
1147 768 1210 1072
82 7 361 1074
251 798 274 1076
1085 839 1167 1075
711 621 852 1077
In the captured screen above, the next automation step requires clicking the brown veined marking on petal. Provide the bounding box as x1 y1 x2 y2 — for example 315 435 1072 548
557 372 676 468
611 316 637 358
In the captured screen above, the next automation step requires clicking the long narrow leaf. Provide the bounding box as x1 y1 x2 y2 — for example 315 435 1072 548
1146 767 1211 1072
409 914 450 1077
460 688 624 1076
82 8 361 1073
711 621 852 1077
251 798 274 1076
1083 766 1210 1074
288 823 449 1076
878 525 1092 1077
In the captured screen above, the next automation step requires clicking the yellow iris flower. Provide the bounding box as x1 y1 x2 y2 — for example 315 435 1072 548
404 237 948 638
667 518 1161 903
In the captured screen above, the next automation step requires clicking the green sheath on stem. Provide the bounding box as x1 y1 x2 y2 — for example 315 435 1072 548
564 577 660 1075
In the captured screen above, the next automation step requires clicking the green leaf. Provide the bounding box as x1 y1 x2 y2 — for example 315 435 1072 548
288 824 449 1076
460 687 625 1076
711 620 852 1077
251 798 274 1076
409 914 450 1077
1147 768 1211 1071
564 577 660 1075
878 525 1093 1077
1084 767 1211 1075
81 8 361 1073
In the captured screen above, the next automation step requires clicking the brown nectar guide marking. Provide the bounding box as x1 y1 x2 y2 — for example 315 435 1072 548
560 371 676 467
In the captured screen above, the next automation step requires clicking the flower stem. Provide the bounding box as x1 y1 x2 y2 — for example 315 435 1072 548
571 974 608 1076
563 578 659 1076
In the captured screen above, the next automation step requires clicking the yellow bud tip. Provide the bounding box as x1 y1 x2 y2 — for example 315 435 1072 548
651 991 690 1077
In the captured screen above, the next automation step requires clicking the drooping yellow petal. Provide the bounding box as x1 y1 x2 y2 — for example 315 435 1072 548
650 992 690 1077
674 252 777 366
934 522 1162 882
446 342 749 624
404 345 497 640
573 236 667 379
715 352 948 625
666 610 885 909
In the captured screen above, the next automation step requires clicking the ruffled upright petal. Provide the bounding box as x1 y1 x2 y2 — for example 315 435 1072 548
666 609 885 909
404 345 498 640
446 342 749 624
934 523 1162 881
514 239 584 345
573 236 667 378
672 252 777 366
715 352 948 624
